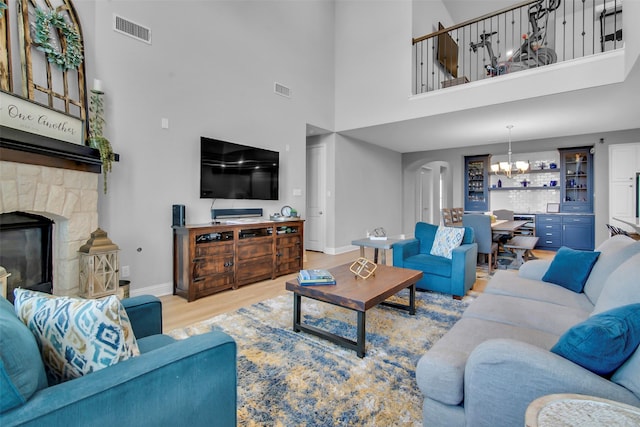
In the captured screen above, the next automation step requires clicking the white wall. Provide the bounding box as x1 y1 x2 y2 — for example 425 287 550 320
333 134 403 252
334 0 414 132
73 1 336 293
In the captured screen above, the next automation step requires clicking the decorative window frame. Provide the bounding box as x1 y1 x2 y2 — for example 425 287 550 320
1 0 87 132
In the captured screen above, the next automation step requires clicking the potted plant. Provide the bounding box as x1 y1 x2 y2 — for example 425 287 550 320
88 88 114 194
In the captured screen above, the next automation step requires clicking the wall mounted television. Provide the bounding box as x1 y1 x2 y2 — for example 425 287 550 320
200 137 279 200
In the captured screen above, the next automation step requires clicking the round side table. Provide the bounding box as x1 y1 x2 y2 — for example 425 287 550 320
525 394 640 427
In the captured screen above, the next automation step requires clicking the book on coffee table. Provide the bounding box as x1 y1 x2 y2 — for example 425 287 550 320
298 269 336 286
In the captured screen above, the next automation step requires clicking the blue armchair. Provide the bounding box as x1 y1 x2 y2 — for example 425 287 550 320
0 295 237 427
393 222 477 298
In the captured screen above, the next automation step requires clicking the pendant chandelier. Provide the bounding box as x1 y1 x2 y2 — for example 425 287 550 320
491 125 529 178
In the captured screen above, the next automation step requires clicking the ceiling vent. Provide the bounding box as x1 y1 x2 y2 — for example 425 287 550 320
274 82 291 98
113 15 152 44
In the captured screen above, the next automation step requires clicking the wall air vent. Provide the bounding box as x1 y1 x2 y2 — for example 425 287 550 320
274 82 291 98
113 15 152 44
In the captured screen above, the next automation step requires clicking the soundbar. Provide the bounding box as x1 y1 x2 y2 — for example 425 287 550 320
211 208 264 220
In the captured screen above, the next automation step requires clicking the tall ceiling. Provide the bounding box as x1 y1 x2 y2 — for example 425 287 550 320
338 0 640 153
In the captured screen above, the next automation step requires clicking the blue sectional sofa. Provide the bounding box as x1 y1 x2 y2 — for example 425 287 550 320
416 235 640 427
393 222 477 298
0 295 237 427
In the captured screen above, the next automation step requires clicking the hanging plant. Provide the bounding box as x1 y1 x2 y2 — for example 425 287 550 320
88 90 115 194
32 8 83 71
0 2 7 18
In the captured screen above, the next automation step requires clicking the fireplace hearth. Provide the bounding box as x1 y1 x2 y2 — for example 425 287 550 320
0 212 54 302
1 124 102 299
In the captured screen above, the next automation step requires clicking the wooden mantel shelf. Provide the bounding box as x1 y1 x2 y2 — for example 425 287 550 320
0 126 119 173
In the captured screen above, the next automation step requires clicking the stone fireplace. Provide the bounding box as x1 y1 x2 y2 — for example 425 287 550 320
0 127 102 298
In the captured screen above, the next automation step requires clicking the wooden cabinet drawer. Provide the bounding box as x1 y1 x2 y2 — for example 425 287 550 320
193 257 234 278
195 242 234 258
193 273 234 296
276 258 302 275
277 234 301 247
238 239 273 260
236 256 273 285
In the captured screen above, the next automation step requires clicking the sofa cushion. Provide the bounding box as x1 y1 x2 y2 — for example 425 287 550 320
592 253 640 315
416 317 559 406
463 293 590 336
430 226 465 259
403 254 452 278
13 290 140 384
551 304 640 376
584 236 640 305
541 246 600 293
612 345 640 400
485 270 595 312
0 297 48 413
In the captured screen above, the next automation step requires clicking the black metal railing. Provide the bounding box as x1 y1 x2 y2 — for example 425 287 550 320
413 0 623 94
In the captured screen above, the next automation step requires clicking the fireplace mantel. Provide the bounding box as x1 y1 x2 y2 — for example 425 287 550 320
0 126 118 173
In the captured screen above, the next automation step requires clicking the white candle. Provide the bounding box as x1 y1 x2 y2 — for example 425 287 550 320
93 79 103 92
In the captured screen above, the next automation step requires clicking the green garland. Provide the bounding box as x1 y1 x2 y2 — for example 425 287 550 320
89 90 115 194
33 8 83 71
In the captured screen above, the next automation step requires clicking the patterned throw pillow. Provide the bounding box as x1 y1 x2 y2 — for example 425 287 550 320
13 289 140 384
430 226 465 259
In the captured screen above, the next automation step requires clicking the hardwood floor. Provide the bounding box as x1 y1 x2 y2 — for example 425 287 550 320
160 248 555 332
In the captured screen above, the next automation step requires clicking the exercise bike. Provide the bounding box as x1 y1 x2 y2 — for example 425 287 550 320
470 0 561 76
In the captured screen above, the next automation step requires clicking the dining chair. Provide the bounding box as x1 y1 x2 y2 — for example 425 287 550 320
452 208 464 224
493 209 514 220
441 208 454 226
463 214 498 273
492 209 514 250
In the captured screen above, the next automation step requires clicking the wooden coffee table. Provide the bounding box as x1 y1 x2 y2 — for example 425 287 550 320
285 263 422 357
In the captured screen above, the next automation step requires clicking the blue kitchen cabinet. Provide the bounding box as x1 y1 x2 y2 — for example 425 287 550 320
560 147 594 213
464 155 490 212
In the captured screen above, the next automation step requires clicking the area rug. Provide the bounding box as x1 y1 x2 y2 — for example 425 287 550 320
169 290 471 426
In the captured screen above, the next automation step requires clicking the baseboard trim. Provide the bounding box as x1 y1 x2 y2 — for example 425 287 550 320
325 245 358 255
129 281 173 298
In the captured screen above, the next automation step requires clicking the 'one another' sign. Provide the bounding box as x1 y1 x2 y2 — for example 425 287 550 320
0 90 83 145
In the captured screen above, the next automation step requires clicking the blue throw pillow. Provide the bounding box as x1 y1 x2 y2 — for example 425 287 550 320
0 297 48 413
542 246 600 292
551 303 640 376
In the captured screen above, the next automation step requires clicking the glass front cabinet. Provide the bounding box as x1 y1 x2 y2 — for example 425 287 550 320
559 147 594 213
464 155 490 212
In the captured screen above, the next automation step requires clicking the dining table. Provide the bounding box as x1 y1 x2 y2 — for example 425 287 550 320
491 220 530 262
491 219 529 233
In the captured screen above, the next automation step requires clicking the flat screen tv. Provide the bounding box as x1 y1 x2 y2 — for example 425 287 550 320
200 137 279 200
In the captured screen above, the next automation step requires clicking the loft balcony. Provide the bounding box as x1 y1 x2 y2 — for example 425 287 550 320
413 0 623 94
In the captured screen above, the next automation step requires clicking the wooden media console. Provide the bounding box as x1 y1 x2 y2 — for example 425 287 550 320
173 220 303 301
